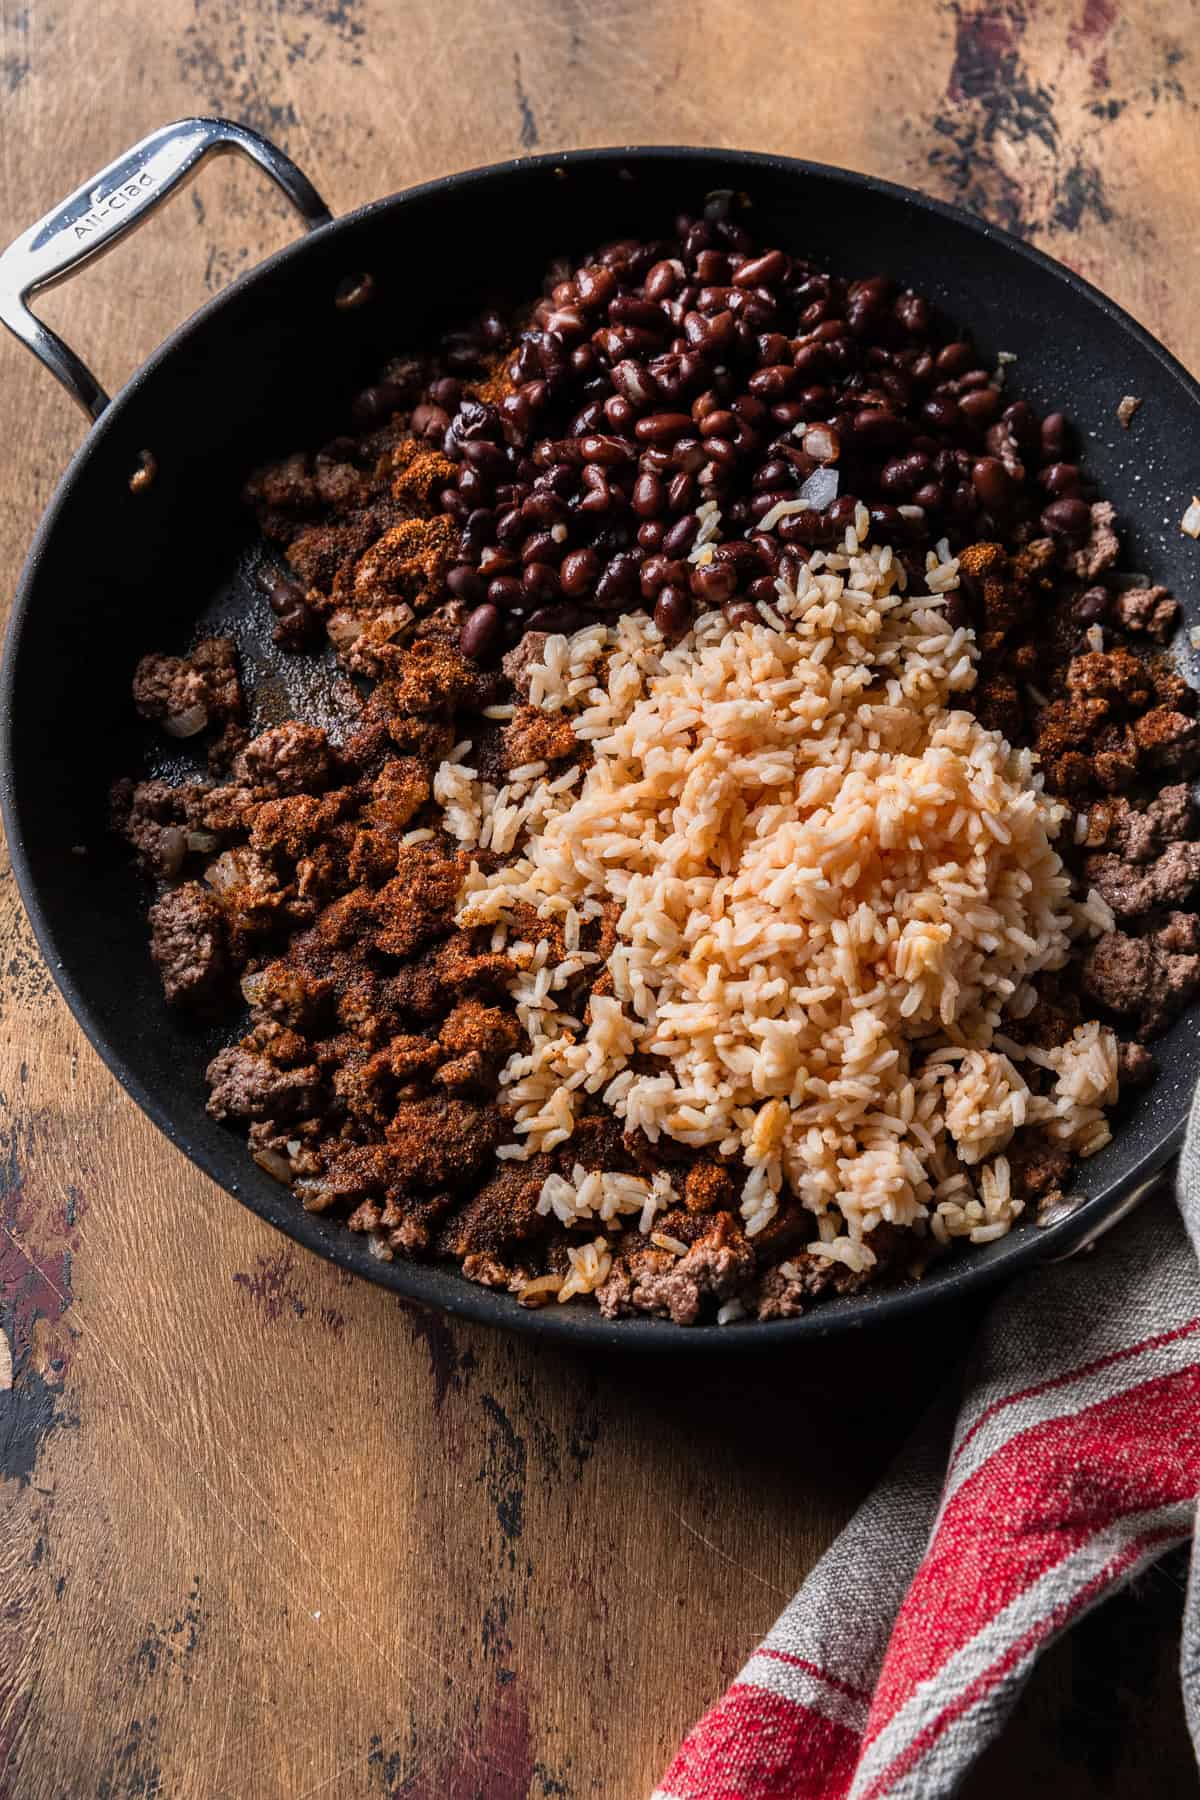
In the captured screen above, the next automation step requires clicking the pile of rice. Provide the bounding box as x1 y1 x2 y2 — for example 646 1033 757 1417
442 532 1118 1278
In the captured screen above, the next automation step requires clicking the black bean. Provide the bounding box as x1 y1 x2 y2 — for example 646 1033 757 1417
869 503 905 535
749 490 794 520
654 586 692 637
560 548 599 597
521 530 561 565
1040 411 1071 459
827 495 861 530
1073 587 1110 624
1041 497 1092 540
922 394 961 432
644 259 681 301
733 249 787 288
752 460 791 492
611 358 659 409
690 560 737 603
663 513 700 556
478 545 516 577
670 438 707 473
461 604 502 659
411 403 450 442
525 604 586 634
667 470 696 511
632 472 665 518
609 295 668 332
487 576 524 610
446 564 485 604
637 520 666 551
724 601 761 629
635 411 695 443
523 561 561 601
595 551 641 608
576 265 618 309
463 439 507 478
1038 462 1083 497
569 401 607 437
971 457 1012 509
778 509 835 545
699 438 734 471
880 453 930 497
699 409 738 440
350 379 409 428
1001 399 1040 455
934 342 973 377
958 387 1003 427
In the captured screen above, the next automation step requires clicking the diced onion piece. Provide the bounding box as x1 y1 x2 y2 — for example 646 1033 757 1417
158 827 186 880
186 829 220 854
240 970 268 1005
163 704 208 738
253 1147 294 1185
1182 497 1200 539
797 467 839 511
326 609 361 648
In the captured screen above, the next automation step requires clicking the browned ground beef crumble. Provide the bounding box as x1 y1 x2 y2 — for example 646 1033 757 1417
114 205 1200 1323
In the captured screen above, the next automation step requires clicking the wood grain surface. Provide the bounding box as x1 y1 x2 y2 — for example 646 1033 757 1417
2 2 1198 1794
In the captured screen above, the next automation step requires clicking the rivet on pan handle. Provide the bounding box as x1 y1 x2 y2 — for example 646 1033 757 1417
0 117 332 422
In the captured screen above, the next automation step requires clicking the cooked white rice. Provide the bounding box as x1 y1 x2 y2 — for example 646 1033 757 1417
444 540 1117 1260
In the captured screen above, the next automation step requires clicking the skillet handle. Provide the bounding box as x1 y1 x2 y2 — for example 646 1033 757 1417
0 116 332 422
1040 1161 1174 1262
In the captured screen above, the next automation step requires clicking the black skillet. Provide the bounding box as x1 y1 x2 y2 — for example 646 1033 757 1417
0 119 1192 1350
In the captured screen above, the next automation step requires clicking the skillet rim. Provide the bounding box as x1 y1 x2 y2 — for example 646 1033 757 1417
0 142 1191 1351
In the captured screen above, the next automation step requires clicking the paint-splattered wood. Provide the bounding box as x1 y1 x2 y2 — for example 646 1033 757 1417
1 2 1197 1795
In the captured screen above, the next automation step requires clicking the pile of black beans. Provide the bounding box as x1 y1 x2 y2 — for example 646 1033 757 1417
381 197 1087 661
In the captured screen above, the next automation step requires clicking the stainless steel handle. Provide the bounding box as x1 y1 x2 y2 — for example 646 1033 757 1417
1042 1160 1175 1262
0 116 332 421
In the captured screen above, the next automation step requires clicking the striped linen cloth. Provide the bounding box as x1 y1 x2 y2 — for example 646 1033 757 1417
654 1086 1200 1799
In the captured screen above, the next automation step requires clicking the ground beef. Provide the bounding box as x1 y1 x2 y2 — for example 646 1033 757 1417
1081 929 1200 1039
205 1041 324 1124
233 722 335 795
132 637 242 735
372 845 463 958
1117 1041 1157 1088
501 633 550 698
500 706 577 772
1114 586 1179 641
148 882 227 1005
113 778 205 879
439 1163 550 1261
1084 840 1200 919
596 1213 755 1325
383 1095 503 1190
1069 501 1120 581
683 1162 735 1214
1130 707 1200 773
364 759 431 832
1083 784 1194 860
755 1254 860 1319
1006 1132 1072 1201
384 635 491 719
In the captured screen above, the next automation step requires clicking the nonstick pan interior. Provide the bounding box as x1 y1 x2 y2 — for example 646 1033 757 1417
4 147 1198 1349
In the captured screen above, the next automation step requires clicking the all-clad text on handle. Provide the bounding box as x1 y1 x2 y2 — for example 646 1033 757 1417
0 116 332 421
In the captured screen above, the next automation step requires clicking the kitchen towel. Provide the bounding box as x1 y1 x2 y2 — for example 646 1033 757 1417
654 1087 1200 1799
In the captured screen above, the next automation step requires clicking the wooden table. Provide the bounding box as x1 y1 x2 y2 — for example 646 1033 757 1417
2 3 1197 1794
